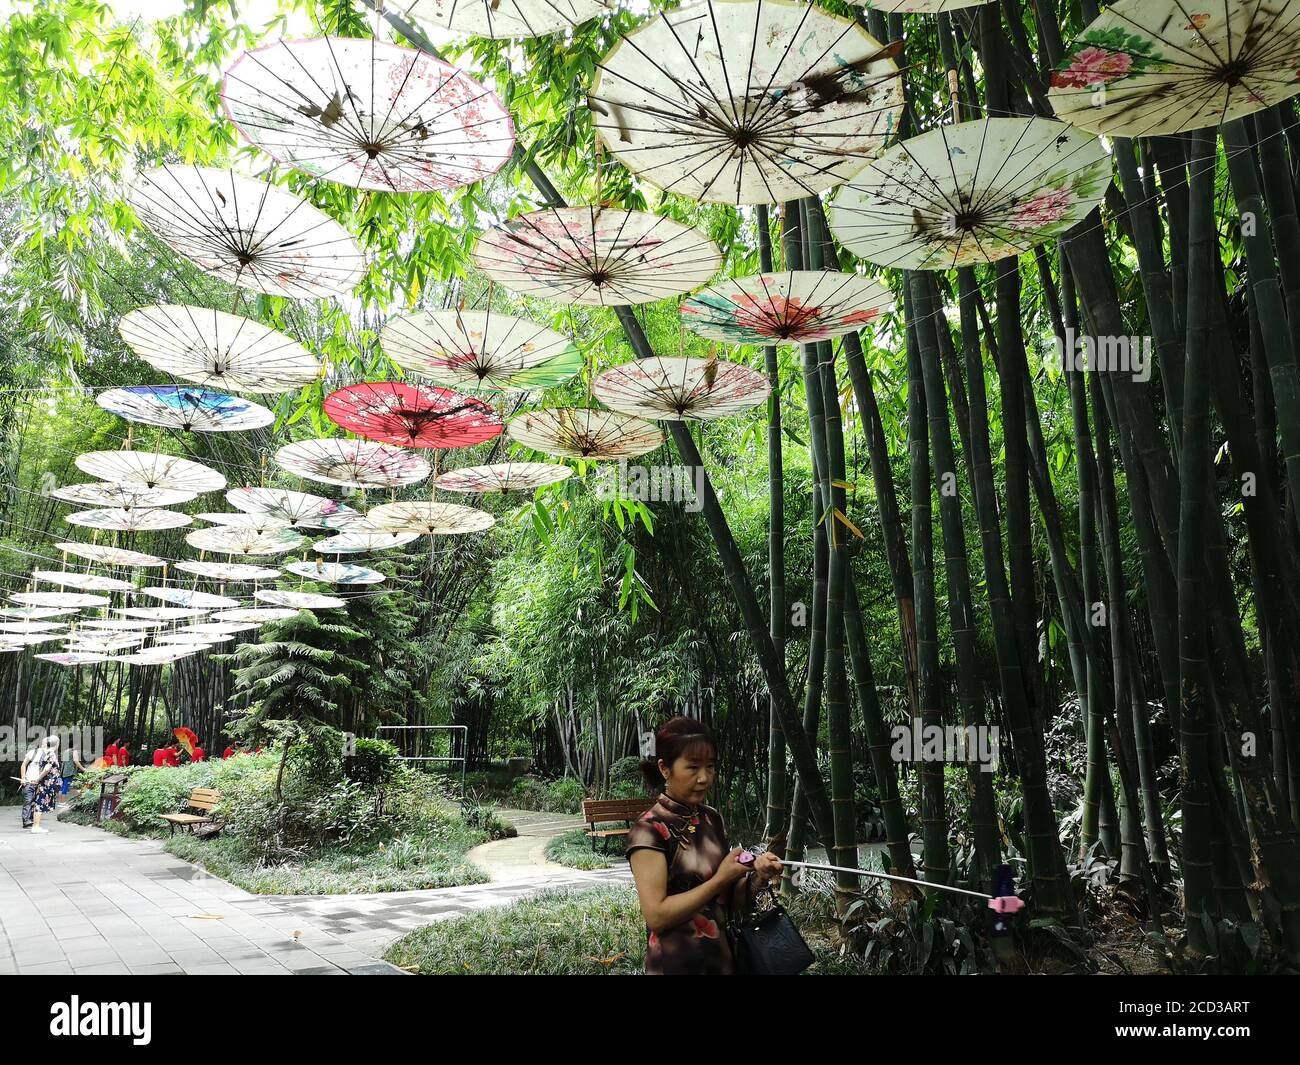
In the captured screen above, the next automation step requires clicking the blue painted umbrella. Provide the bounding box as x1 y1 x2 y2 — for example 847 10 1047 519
97 385 274 433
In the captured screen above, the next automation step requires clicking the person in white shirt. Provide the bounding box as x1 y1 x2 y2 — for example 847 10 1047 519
19 737 60 833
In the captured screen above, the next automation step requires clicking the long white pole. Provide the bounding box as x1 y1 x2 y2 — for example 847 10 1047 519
775 859 994 901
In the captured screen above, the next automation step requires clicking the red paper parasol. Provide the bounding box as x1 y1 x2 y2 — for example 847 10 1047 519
323 381 502 449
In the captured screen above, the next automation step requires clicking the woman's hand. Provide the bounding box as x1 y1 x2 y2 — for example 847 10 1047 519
713 847 752 887
752 851 783 886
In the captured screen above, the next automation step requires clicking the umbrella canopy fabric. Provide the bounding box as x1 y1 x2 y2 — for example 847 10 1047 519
156 632 235 645
75 450 226 493
0 608 76 620
65 634 147 652
80 619 166 631
121 647 199 665
1048 0 1300 137
177 622 261 635
312 529 420 553
283 560 386 584
827 117 1111 271
855 0 991 11
140 588 241 609
227 487 363 529
505 408 664 460
275 438 432 489
474 207 722 306
173 561 282 581
380 309 580 392
33 571 136 593
255 589 347 609
66 508 192 532
53 543 166 568
365 500 496 536
592 355 771 420
196 512 293 534
589 0 904 205
213 608 298 623
400 0 608 39
50 482 196 509
119 305 321 393
97 386 275 433
0 622 65 634
129 165 365 299
36 652 116 666
1 633 67 646
116 607 210 620
681 270 893 344
12 592 110 609
185 526 307 556
435 461 573 493
323 381 502 448
222 37 514 193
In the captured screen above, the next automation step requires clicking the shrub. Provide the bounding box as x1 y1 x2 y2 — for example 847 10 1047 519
461 801 517 841
545 776 586 813
288 725 347 786
608 756 645 798
345 738 401 789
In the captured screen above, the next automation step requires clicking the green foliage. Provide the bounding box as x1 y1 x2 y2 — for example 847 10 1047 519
544 828 623 871
508 774 586 814
345 738 402 790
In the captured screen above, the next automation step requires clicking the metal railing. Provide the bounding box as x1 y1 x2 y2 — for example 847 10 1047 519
375 725 467 801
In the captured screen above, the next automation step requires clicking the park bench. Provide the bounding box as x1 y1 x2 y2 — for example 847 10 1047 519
158 788 220 837
582 797 654 854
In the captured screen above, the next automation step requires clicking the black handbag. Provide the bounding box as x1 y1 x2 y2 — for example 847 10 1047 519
729 885 815 975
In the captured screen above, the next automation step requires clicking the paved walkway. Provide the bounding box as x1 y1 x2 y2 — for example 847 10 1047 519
0 807 631 974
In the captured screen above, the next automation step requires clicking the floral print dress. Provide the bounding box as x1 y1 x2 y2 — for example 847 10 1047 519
34 751 60 813
626 792 738 975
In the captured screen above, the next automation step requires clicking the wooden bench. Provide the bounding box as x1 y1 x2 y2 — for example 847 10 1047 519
158 788 220 836
582 797 654 855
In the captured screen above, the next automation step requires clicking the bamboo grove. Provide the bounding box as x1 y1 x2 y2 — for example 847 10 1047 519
0 0 1299 970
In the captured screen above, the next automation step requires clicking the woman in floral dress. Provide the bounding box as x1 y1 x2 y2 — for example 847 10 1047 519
626 716 783 975
31 736 62 833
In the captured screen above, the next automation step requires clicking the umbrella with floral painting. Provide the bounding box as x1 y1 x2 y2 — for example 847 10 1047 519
1048 0 1300 137
681 271 893 345
11 592 111 609
222 37 514 193
53 543 165 568
274 438 432 489
589 0 903 205
255 589 348 610
827 116 1111 271
97 386 275 433
75 450 227 494
399 0 609 39
365 500 497 536
185 526 307 556
593 356 770 421
51 483 196 510
225 488 362 530
283 560 386 585
323 382 502 449
140 588 242 610
474 207 722 306
311 528 422 554
505 408 664 460
434 461 573 494
173 561 282 581
66 508 193 533
33 571 135 593
856 0 992 12
380 309 581 392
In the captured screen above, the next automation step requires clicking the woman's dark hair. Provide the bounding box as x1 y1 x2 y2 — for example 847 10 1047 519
639 716 717 793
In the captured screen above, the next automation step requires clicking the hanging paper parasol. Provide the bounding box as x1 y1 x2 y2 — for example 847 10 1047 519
121 647 199 665
827 117 1111 271
66 634 148 653
323 382 502 449
312 529 421 553
0 607 76 620
1048 0 1300 137
75 450 227 493
226 487 363 529
116 607 209 621
53 543 165 568
36 652 116 666
283 560 386 585
12 592 110 609
0 622 65 634
140 588 241 609
119 305 321 393
185 526 307 556
173 561 282 581
274 438 432 489
593 356 770 420
435 461 573 494
196 512 293 534
380 310 581 392
129 165 365 299
51 482 196 509
97 386 274 433
474 207 722 306
212 608 297 623
399 0 608 39
681 271 894 345
852 0 992 11
175 621 261 635
222 37 514 193
33 570 136 593
366 500 496 536
589 0 904 206
66 508 192 532
255 589 347 609
80 619 166 631
0 632 67 646
159 632 234 646
505 408 664 460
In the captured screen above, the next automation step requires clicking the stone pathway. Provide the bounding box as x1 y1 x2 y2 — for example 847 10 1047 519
0 806 631 973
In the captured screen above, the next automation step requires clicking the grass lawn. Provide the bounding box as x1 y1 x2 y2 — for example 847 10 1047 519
544 827 626 870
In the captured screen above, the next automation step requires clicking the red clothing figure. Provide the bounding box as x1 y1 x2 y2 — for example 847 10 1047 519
192 747 205 762
163 747 180 768
152 748 166 767
222 747 235 760
116 748 130 767
105 744 119 766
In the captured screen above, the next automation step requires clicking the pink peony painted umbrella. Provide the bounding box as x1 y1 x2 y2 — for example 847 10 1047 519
274 438 432 489
65 508 192 533
365 500 496 536
827 117 1111 271
129 165 365 300
589 0 904 205
435 461 573 494
505 408 664 460
399 0 609 39
380 309 581 392
223 37 514 193
74 450 226 493
592 355 770 420
51 483 196 510
226 487 363 529
323 381 502 449
681 271 893 345
119 305 320 393
474 207 722 306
